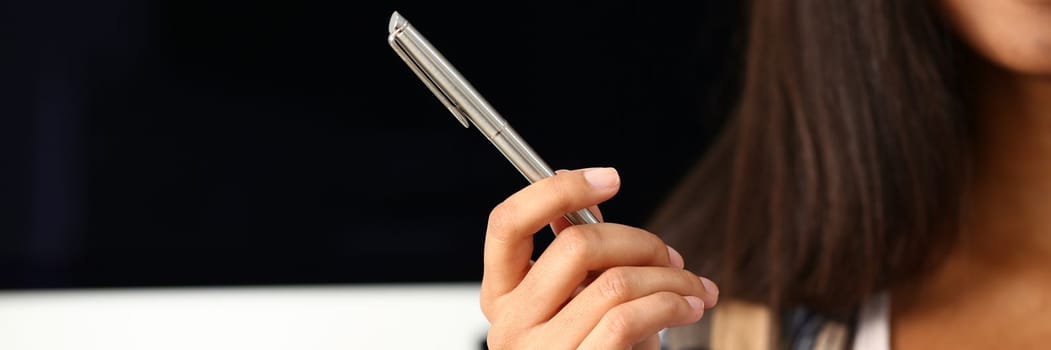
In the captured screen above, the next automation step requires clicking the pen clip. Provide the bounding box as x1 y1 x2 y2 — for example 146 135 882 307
388 16 470 129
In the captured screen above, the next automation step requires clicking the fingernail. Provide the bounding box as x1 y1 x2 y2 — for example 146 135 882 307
700 277 719 296
555 169 569 174
583 167 619 190
684 296 704 311
666 246 685 268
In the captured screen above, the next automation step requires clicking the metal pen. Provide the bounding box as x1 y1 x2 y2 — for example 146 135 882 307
387 11 600 226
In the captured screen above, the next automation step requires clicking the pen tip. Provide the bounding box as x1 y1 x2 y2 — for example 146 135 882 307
389 11 408 34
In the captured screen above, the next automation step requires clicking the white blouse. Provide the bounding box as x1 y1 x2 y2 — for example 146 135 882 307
852 292 891 350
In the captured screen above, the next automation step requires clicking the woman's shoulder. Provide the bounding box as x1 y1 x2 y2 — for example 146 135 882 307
662 299 857 350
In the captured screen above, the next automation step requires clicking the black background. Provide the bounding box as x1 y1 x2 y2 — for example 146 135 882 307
0 1 741 289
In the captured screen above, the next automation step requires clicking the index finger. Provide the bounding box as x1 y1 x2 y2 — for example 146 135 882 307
481 168 621 300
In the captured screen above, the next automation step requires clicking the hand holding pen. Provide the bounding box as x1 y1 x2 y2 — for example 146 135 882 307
388 12 718 348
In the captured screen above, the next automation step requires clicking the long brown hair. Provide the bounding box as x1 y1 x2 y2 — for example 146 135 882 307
650 0 971 316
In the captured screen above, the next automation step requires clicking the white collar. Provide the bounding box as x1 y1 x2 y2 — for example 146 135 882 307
853 292 891 350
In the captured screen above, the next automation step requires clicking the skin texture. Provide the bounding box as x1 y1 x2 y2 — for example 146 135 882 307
480 168 719 349
893 1 1051 349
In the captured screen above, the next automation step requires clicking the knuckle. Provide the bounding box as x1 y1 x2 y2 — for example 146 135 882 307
544 172 569 191
479 295 495 320
551 226 594 262
485 327 513 349
675 269 702 289
484 308 524 349
657 291 702 323
548 177 578 212
641 230 668 255
597 268 634 301
655 291 687 312
673 269 710 299
486 200 518 238
603 307 637 340
536 174 581 214
615 224 665 254
638 229 674 265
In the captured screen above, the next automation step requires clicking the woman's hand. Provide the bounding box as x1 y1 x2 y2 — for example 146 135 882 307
481 168 719 349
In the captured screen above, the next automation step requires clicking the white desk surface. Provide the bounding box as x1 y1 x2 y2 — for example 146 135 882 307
0 283 488 350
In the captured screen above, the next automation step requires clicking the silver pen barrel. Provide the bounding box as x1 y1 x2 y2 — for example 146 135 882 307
388 11 599 226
